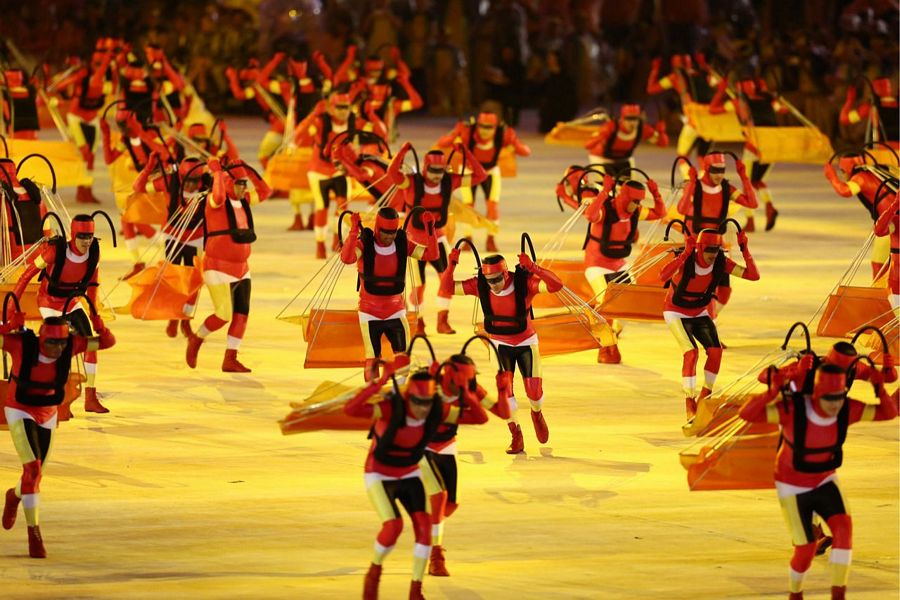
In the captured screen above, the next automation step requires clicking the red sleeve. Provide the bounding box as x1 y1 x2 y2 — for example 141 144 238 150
641 122 657 141
585 121 614 153
70 336 89 355
460 277 479 297
455 391 489 425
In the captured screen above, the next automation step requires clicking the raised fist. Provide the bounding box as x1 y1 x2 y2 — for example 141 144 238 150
448 247 461 266
737 230 749 248
518 252 535 270
647 179 659 196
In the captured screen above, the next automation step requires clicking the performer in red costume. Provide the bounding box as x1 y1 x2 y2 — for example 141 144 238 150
344 367 488 600
584 104 668 177
51 41 115 204
824 153 894 278
294 93 374 259
739 363 897 600
659 228 759 419
14 214 114 413
435 112 531 252
874 192 899 309
439 249 563 453
762 341 897 396
356 47 423 141
0 159 48 262
0 313 115 558
1 68 40 140
840 77 899 147
227 57 284 169
185 159 271 372
423 350 511 577
333 143 402 209
388 142 487 335
340 207 439 380
556 170 667 363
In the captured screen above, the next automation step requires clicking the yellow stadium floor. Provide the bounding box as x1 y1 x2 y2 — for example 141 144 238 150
1 116 896 599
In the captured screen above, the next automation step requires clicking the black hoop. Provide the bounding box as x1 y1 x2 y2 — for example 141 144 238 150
90 210 118 247
15 154 57 193
780 322 811 353
461 333 501 364
850 326 889 353
719 218 743 234
337 210 354 245
407 333 437 363
664 219 691 241
454 237 481 268
2 292 21 324
520 232 537 262
0 134 8 159
41 212 66 237
62 292 99 318
671 156 693 187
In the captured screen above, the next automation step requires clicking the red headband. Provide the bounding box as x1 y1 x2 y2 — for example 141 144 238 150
703 153 726 168
481 258 507 276
406 377 436 398
71 218 95 236
477 112 498 126
621 104 641 118
424 152 446 170
696 229 723 247
375 213 399 232
814 369 848 399
39 322 70 340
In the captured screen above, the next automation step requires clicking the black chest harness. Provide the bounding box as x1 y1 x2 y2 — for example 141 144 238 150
477 267 531 335
411 173 453 229
691 179 731 233
604 119 643 159
11 331 73 407
42 237 100 299
203 196 256 244
372 392 444 467
670 252 726 309
583 197 639 259
783 392 849 473
359 228 408 295
467 124 505 169
2 179 44 245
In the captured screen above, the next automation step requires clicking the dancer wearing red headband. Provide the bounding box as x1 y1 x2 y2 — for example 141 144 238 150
1 313 115 558
739 363 897 600
387 142 487 335
0 159 48 261
584 104 668 177
556 170 667 363
824 153 894 278
659 228 759 419
185 159 271 373
344 368 488 600
340 207 439 380
439 250 563 453
840 77 899 146
435 112 531 252
14 214 113 413
423 351 511 576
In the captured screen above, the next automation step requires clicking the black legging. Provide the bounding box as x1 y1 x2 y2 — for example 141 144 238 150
424 451 458 503
230 278 251 315
23 419 53 462
365 317 407 358
164 240 198 267
680 315 721 349
380 477 428 518
416 243 448 284
497 343 536 379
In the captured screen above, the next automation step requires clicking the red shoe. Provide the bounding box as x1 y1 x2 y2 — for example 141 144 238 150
698 387 712 400
28 525 46 558
165 320 178 338
744 216 756 232
428 545 449 576
287 214 305 231
597 345 621 364
788 593 804 600
415 318 426 336
315 241 327 259
76 185 100 204
506 422 524 454
830 586 845 600
409 580 425 600
531 410 549 443
222 349 251 373
685 397 697 420
3 488 20 530
136 224 156 239
180 320 193 338
305 216 315 230
122 262 146 280
186 333 204 368
84 387 109 413
485 235 498 253
436 310 455 334
363 563 382 600
765 203 779 231
271 188 289 199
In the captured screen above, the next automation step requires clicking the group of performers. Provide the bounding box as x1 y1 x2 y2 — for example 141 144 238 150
1 36 897 600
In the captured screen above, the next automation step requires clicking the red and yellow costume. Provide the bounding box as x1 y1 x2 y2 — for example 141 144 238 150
340 207 437 378
14 215 112 413
584 104 668 177
840 78 899 147
739 364 897 600
1 315 115 558
0 159 48 262
874 192 899 308
659 229 759 418
435 112 531 251
2 69 40 140
185 159 271 373
344 369 486 600
388 144 487 335
440 251 563 453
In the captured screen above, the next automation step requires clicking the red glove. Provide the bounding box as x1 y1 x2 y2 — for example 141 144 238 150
98 327 116 349
684 234 697 254
518 253 536 271
768 367 785 392
390 46 401 63
688 166 698 181
647 179 659 196
208 158 222 173
735 160 748 179
448 247 461 266
496 370 512 395
737 230 749 250
869 369 884 387
650 57 661 72
290 59 308 78
90 313 105 334
883 353 894 372
346 45 358 59
602 174 615 190
798 352 815 373
420 210 436 231
695 52 709 70
823 163 838 182
350 212 362 230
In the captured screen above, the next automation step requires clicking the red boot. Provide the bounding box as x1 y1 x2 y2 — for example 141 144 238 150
485 235 498 252
57 400 74 421
788 593 803 600
222 349 251 373
186 334 204 368
305 215 315 230
436 310 455 334
166 320 178 338
597 345 621 364
698 387 712 400
3 488 20 529
84 388 109 413
409 580 425 600
415 318 426 336
287 214 305 231
76 185 100 204
428 545 449 576
315 241 327 259
765 203 779 231
685 397 697 420
506 422 524 454
530 409 549 443
122 262 146 280
744 216 756 232
180 320 193 338
830 586 845 600
363 563 382 600
28 525 46 558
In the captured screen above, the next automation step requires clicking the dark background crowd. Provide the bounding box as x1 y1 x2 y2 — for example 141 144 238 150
2 0 898 145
